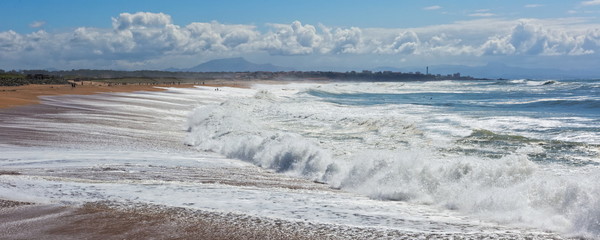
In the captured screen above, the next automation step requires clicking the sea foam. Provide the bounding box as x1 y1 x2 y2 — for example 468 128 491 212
185 98 333 180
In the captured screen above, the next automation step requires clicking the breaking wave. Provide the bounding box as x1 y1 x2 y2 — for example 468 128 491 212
185 99 332 179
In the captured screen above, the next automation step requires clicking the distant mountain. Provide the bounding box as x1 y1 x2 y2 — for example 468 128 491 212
169 57 293 72
374 63 600 80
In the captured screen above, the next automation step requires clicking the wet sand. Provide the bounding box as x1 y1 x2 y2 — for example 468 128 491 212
1 200 566 240
0 80 250 109
0 200 345 240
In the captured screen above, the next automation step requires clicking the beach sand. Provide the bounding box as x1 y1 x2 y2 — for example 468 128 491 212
0 200 337 240
0 80 250 109
0 80 343 240
2 200 562 240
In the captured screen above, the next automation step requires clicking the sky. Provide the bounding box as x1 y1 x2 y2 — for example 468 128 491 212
2 0 600 72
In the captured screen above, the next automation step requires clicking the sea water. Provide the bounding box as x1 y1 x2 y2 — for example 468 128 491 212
185 79 600 237
1 79 599 238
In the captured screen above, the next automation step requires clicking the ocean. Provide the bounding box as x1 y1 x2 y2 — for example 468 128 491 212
1 79 599 238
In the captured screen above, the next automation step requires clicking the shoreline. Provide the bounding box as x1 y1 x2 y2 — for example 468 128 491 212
0 80 252 109
0 200 564 239
0 80 572 239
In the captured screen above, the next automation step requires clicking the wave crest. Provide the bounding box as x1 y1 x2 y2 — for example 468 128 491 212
185 100 332 179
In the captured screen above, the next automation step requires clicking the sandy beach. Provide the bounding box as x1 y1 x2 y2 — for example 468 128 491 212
1 200 564 240
0 80 251 109
0 81 354 240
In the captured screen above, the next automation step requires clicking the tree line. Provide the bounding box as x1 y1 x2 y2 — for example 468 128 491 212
1 69 481 86
0 70 69 86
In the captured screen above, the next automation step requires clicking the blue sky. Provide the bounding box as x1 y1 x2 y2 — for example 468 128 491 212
2 0 595 32
2 0 600 72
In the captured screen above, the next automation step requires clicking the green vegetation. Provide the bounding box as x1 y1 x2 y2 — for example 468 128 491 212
0 70 70 86
1 68 484 86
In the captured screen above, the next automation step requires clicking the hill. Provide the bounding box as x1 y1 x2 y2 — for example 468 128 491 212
170 57 292 72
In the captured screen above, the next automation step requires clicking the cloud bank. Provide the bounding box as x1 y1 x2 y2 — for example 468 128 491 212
1 12 600 69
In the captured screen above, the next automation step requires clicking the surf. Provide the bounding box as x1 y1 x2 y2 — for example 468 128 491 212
185 81 600 238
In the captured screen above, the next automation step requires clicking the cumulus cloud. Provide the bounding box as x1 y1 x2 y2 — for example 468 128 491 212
1 11 600 70
262 21 323 55
69 12 261 59
328 27 364 54
183 21 259 53
112 12 172 31
376 31 420 54
478 21 596 56
391 31 420 54
481 35 516 55
0 30 23 52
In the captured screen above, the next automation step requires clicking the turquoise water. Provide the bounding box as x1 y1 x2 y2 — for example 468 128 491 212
309 79 600 117
308 79 600 165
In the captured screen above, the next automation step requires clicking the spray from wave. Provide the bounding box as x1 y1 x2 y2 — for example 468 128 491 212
185 98 332 180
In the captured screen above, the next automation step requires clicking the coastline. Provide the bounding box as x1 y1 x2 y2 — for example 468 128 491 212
0 80 252 109
0 81 571 239
0 200 564 239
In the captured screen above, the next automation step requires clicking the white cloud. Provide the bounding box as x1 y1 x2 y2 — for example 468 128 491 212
376 31 420 54
581 0 600 6
423 5 441 11
524 4 544 8
262 21 324 55
329 27 364 54
0 30 23 52
184 21 259 53
479 21 595 56
1 12 600 70
468 9 495 17
112 12 172 31
469 13 496 17
481 36 516 55
583 29 600 51
29 21 46 28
